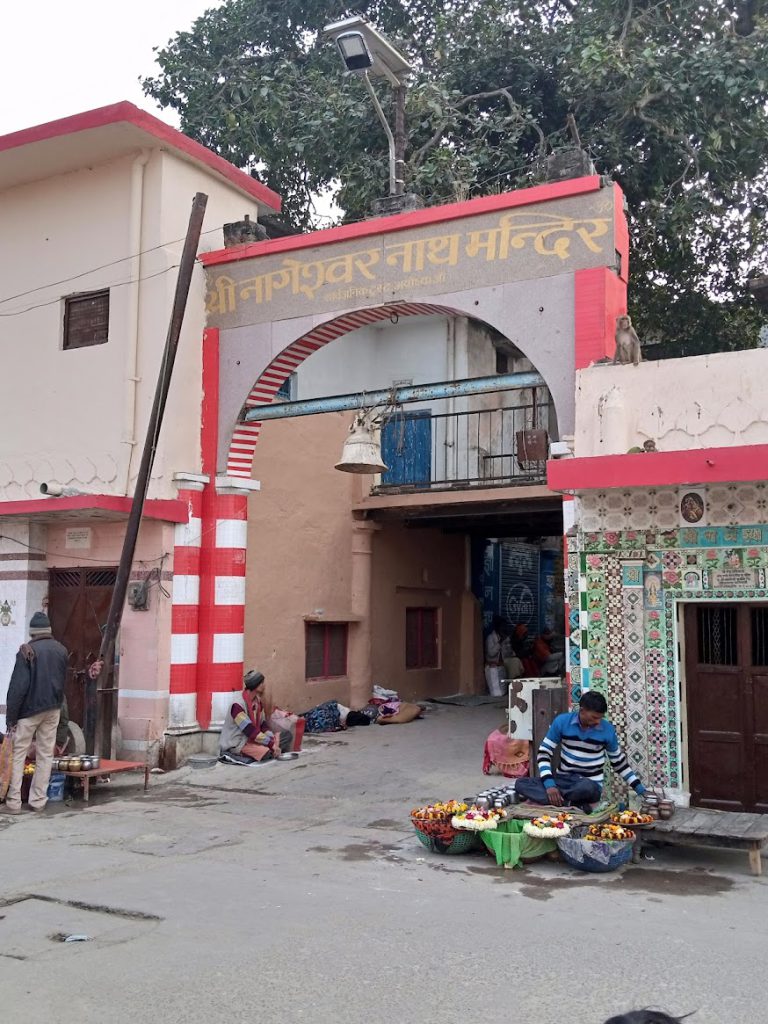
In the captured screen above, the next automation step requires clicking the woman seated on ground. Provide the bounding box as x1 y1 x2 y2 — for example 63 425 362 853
219 670 292 763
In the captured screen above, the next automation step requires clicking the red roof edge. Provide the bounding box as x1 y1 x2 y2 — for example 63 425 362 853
547 444 768 493
0 494 188 523
200 174 607 266
0 101 281 212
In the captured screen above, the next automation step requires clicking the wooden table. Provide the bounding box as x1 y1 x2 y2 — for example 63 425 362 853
57 759 149 803
644 807 768 876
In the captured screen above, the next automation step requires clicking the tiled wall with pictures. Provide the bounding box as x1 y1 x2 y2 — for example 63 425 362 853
570 485 768 793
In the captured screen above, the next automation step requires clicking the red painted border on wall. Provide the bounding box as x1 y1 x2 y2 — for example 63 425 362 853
0 101 281 211
547 444 768 492
573 267 627 369
201 328 220 479
0 494 187 522
200 175 605 267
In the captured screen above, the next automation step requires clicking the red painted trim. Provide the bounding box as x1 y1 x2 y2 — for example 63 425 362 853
0 101 281 211
196 482 218 731
170 663 198 694
212 550 246 574
200 175 605 267
207 664 246 691
574 267 627 369
547 444 768 492
0 494 187 522
172 606 200 633
173 548 201 574
201 328 220 479
211 606 245 633
213 494 249 520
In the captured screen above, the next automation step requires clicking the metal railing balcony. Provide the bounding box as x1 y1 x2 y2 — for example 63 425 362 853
374 395 552 493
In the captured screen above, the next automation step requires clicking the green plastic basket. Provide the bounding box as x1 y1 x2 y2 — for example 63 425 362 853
413 827 481 855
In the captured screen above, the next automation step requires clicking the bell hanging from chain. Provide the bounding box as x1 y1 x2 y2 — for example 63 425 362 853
335 409 388 474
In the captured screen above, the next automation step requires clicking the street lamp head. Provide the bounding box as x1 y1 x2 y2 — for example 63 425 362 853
334 31 374 74
324 17 412 85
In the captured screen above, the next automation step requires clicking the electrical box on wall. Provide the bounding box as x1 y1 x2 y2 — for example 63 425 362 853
127 581 149 611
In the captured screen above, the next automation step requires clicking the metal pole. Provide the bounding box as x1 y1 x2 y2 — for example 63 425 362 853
88 192 208 757
242 371 545 423
362 72 397 196
393 84 406 195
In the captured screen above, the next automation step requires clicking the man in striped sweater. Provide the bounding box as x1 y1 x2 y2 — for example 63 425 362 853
515 691 647 811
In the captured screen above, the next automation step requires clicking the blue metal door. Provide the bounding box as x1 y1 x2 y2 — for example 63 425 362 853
381 410 432 486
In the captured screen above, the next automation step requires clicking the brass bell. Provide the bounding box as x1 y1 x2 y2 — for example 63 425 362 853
335 410 388 474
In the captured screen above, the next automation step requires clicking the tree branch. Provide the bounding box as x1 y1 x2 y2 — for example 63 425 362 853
412 86 545 165
618 0 634 52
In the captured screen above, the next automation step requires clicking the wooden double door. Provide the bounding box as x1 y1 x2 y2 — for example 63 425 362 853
48 567 116 728
684 603 768 813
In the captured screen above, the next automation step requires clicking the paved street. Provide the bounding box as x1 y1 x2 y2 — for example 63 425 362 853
2 704 766 1024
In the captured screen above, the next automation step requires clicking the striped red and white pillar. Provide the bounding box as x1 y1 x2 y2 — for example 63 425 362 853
169 476 206 730
196 478 259 729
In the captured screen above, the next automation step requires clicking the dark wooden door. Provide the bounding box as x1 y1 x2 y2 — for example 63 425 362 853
685 604 768 813
48 568 116 727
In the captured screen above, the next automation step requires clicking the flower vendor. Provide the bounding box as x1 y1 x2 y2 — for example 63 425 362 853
515 691 647 812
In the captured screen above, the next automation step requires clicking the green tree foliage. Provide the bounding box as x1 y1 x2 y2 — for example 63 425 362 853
143 1 768 356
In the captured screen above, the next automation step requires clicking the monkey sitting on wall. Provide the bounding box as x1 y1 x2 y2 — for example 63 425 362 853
614 314 642 366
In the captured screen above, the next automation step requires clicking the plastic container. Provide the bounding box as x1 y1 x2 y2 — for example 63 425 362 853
47 772 66 802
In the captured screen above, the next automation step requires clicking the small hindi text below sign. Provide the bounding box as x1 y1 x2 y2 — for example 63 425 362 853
205 191 617 330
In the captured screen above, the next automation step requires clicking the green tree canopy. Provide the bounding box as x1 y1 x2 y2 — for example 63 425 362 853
143 1 768 357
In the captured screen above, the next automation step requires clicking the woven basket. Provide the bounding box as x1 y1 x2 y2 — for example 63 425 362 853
414 828 480 855
411 814 456 844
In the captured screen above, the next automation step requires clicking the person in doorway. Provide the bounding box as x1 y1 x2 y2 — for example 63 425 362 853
484 616 507 697
4 612 102 814
531 629 566 677
219 670 292 764
515 690 646 812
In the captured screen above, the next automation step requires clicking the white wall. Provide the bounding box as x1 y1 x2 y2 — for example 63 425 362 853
575 348 768 457
0 146 263 501
295 315 450 407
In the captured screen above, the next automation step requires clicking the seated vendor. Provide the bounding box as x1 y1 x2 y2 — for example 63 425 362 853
220 670 292 763
515 691 646 811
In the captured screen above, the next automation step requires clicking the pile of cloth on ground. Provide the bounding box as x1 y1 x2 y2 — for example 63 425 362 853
300 686 424 733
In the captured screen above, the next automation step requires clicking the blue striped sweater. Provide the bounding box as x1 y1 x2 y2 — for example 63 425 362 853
538 712 645 794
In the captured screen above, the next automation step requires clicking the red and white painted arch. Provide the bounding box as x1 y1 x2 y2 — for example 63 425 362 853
226 301 454 479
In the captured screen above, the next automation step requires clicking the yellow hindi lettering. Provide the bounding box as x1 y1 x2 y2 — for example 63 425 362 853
206 275 237 314
425 234 461 267
385 239 427 273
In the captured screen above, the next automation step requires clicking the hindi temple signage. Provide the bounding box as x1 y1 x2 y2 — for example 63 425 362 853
205 190 616 330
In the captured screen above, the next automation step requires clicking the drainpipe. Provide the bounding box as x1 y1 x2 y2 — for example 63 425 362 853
122 149 150 494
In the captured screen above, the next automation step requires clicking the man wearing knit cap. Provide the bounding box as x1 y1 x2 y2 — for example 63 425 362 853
5 612 71 813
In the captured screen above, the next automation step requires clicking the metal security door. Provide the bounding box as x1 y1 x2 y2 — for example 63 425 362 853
685 604 768 813
48 568 116 727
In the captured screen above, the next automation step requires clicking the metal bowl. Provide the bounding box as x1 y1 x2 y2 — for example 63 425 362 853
188 754 217 770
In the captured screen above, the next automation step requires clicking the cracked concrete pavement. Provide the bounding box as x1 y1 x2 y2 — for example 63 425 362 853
2 703 766 1024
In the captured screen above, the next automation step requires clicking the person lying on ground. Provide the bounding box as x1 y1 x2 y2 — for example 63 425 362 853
515 690 647 812
219 670 292 763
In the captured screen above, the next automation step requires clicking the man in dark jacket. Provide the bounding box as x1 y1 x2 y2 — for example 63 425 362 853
5 612 69 813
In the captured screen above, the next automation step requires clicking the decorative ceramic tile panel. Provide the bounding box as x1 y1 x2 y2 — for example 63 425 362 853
572 487 768 793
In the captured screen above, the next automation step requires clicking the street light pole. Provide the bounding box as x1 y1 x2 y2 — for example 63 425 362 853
361 73 397 196
393 84 406 196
